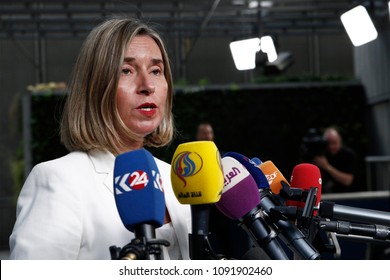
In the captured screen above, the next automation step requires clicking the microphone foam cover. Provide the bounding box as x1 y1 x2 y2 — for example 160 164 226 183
216 157 260 219
258 160 288 195
224 152 269 189
171 141 224 205
289 163 322 208
113 148 165 232
251 157 262 165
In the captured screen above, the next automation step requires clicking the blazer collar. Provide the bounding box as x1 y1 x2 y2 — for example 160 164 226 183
88 149 115 174
88 149 115 193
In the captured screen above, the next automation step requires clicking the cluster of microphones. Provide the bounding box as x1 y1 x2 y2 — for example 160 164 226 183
109 141 390 260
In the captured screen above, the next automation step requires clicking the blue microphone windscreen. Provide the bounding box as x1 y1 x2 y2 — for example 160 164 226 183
113 148 165 232
224 152 269 189
251 157 262 165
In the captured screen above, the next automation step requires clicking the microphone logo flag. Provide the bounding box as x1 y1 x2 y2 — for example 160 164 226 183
222 157 250 192
265 170 278 185
172 151 203 187
114 169 164 195
171 141 224 204
152 170 164 192
128 170 148 190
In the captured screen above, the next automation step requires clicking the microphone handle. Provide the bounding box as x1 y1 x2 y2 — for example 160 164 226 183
319 220 390 240
276 218 320 260
189 204 212 260
260 190 320 260
319 201 390 227
134 223 157 240
134 224 161 260
240 208 290 260
191 204 211 235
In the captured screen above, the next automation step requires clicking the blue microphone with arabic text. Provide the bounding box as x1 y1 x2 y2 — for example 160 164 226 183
224 152 269 189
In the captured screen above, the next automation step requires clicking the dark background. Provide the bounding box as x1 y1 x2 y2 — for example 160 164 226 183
26 80 369 192
11 80 387 260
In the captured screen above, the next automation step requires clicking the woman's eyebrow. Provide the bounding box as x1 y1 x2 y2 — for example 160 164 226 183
123 57 163 65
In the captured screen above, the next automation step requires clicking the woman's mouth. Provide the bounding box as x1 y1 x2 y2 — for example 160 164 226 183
137 103 157 116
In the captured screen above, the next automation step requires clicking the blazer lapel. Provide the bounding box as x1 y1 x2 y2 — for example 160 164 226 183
164 185 191 259
87 150 116 194
155 159 191 260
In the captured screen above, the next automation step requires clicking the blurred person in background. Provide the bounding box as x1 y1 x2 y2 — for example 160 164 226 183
196 122 215 142
312 127 357 193
195 121 254 259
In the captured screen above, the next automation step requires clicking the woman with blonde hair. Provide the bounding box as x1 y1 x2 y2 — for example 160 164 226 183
9 17 191 260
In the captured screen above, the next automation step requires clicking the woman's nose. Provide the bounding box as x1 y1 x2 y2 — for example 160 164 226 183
137 72 155 95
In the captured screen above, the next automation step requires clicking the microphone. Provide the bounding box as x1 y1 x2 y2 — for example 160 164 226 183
111 148 168 260
280 163 342 257
171 140 224 259
216 156 289 260
258 160 304 220
251 157 262 165
258 161 319 210
259 160 319 232
317 201 390 227
318 220 390 240
230 153 320 260
259 191 320 260
288 163 322 209
284 163 322 235
224 152 269 189
258 160 288 195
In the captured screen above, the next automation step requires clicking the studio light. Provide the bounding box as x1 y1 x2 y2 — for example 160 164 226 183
229 37 261 70
388 1 390 20
263 51 294 75
248 0 259 9
260 36 277 63
230 36 277 70
259 1 273 8
340 5 378 47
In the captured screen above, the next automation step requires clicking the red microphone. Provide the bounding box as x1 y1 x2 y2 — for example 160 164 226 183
287 163 322 209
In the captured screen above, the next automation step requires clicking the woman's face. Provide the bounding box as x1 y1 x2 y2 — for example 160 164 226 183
116 35 168 142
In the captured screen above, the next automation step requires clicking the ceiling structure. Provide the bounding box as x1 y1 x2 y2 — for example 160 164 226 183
0 0 389 40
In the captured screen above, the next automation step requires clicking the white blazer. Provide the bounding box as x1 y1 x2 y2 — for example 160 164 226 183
9 150 191 260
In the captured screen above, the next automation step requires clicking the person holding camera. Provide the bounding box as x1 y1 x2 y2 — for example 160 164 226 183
312 127 357 193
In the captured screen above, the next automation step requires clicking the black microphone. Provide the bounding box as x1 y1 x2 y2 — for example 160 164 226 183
318 220 390 240
259 190 320 260
317 201 390 227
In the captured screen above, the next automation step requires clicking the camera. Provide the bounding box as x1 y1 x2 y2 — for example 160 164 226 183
299 128 328 162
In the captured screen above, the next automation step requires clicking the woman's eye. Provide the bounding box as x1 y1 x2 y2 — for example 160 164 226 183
152 69 162 75
121 68 131 75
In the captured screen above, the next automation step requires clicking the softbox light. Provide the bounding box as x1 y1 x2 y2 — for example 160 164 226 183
229 37 261 70
230 36 278 71
341 5 378 47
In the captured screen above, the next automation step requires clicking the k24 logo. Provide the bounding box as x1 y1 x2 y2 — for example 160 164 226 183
114 170 163 195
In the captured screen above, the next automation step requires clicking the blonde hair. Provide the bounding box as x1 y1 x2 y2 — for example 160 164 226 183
60 17 174 155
